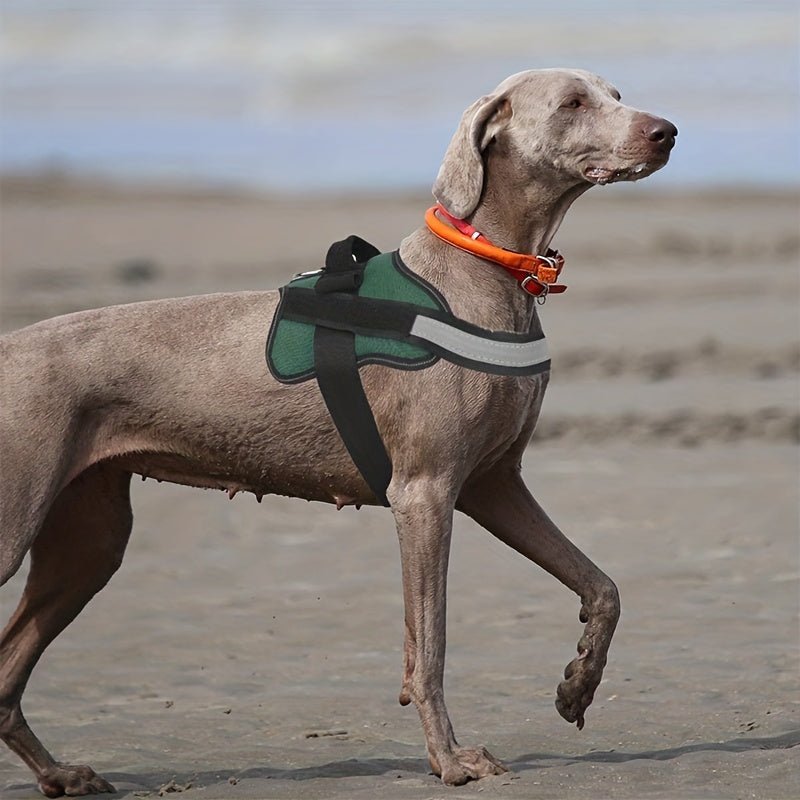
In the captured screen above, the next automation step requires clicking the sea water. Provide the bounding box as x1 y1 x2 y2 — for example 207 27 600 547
1 0 797 191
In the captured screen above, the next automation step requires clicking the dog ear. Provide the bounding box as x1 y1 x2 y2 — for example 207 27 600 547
432 94 512 219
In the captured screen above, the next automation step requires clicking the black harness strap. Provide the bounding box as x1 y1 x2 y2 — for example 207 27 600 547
313 237 393 507
281 287 551 377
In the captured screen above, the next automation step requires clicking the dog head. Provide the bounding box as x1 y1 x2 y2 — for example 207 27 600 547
433 68 677 218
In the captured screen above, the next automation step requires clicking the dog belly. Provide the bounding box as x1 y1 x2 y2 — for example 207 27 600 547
119 452 370 506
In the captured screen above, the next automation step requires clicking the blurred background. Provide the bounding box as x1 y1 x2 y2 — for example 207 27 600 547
1 5 799 799
0 0 798 439
1 0 798 191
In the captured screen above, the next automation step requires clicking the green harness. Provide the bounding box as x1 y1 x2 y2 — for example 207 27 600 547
267 250 445 383
265 238 550 506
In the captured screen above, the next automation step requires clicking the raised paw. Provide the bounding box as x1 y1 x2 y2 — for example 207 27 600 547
38 763 115 797
433 745 508 786
555 645 606 730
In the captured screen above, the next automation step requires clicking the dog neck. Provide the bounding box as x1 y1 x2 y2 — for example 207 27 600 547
399 160 590 334
472 150 590 256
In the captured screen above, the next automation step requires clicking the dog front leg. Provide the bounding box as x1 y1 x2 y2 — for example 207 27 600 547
458 467 620 730
389 477 507 785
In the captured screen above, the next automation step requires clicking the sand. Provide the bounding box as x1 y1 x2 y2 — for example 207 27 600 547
0 175 798 799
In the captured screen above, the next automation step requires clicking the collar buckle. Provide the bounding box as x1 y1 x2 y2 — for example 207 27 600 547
521 273 549 303
536 254 562 284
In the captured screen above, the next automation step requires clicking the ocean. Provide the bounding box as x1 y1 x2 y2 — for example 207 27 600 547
1 0 798 191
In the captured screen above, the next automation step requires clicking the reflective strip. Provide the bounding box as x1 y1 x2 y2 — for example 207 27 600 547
410 315 549 369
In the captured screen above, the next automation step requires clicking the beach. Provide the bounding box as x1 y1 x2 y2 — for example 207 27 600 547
0 175 798 799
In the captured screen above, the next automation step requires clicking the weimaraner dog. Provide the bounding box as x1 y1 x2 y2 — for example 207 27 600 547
0 68 676 795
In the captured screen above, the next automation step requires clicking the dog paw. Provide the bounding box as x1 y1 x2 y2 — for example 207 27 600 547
435 745 508 786
555 643 606 730
38 763 115 797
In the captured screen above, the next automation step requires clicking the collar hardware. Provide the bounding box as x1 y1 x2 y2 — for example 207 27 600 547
521 274 549 304
425 204 567 300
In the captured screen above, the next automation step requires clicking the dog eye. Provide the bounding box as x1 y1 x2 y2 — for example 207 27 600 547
563 97 582 109
611 89 622 101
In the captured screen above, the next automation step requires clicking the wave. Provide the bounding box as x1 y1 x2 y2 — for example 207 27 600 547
2 3 795 76
1 1 797 189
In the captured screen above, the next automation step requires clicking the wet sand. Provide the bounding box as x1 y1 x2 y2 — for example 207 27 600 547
1 176 798 798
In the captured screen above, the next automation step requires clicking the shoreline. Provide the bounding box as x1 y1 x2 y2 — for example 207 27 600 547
3 169 799 203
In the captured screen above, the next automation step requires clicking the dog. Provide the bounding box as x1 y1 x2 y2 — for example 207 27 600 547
0 68 676 795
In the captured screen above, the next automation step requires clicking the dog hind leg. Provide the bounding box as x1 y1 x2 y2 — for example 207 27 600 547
458 467 620 730
0 462 133 797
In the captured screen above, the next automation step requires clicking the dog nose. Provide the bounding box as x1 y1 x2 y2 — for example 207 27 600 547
643 117 678 144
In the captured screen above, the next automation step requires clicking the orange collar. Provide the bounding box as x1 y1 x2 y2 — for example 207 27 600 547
425 204 567 300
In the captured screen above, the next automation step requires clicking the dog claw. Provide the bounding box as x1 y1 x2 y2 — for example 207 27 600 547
556 633 606 729
436 746 507 786
38 764 115 797
556 649 602 730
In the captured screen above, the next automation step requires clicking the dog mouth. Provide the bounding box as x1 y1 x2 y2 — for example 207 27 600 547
583 161 659 185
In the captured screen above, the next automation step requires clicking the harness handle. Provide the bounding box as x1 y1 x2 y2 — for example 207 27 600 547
315 235 380 294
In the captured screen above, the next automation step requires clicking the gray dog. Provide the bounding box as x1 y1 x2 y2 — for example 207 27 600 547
0 69 676 795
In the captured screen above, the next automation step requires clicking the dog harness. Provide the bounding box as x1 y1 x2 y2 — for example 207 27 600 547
266 220 557 507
